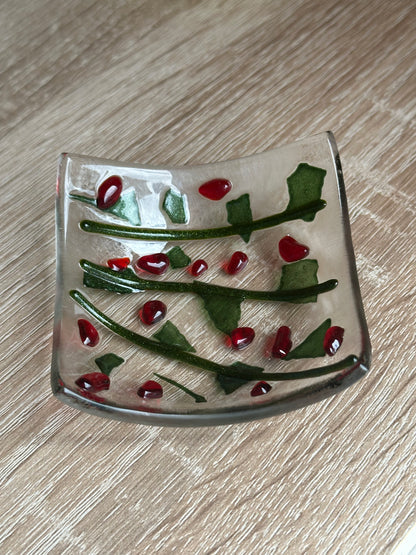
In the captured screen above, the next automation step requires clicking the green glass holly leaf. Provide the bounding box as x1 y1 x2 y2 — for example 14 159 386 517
95 353 125 376
226 194 253 243
105 189 141 225
69 189 141 225
200 294 242 334
216 374 249 394
216 362 264 394
277 259 319 303
154 372 207 403
162 188 188 224
285 319 331 360
153 320 196 352
167 246 191 269
83 267 137 294
286 163 327 222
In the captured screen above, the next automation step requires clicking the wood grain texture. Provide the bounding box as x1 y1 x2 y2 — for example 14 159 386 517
1 0 415 553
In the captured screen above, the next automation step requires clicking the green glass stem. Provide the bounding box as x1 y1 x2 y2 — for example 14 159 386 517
154 373 207 403
80 259 338 301
70 290 358 381
79 199 326 241
69 193 96 206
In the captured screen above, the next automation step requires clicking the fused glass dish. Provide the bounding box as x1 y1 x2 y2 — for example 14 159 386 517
52 132 371 426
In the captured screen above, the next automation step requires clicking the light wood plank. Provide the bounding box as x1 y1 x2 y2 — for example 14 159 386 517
1 1 415 553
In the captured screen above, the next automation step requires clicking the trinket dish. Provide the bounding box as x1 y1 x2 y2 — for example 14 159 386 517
51 132 371 425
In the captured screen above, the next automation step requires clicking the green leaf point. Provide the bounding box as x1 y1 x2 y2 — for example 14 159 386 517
285 319 331 360
216 374 249 394
200 294 242 334
167 246 191 269
277 259 319 303
163 188 188 224
217 361 264 394
226 194 253 243
153 321 196 352
105 189 141 226
154 372 207 403
286 163 327 222
95 353 125 376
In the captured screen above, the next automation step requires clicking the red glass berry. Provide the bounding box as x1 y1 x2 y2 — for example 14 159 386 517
75 372 110 392
279 235 309 262
230 327 255 350
198 178 232 200
139 300 167 325
96 175 122 209
324 326 344 356
272 326 292 358
251 381 272 397
137 380 163 399
107 257 130 271
136 253 169 275
77 319 99 347
191 259 208 277
226 251 248 275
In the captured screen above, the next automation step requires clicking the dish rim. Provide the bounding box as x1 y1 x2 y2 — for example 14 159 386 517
51 131 371 426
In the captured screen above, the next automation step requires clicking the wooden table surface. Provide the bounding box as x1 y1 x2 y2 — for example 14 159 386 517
1 1 415 553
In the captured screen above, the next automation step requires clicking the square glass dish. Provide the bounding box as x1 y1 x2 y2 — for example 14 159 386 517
52 132 371 425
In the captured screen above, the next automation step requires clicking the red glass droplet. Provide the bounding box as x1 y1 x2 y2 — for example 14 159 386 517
107 257 130 271
324 326 344 356
136 253 169 275
272 326 292 358
137 380 163 399
230 327 255 350
75 372 110 392
77 319 99 347
97 175 123 209
279 235 309 262
139 300 167 325
198 178 232 200
226 251 248 275
191 259 208 277
251 381 272 397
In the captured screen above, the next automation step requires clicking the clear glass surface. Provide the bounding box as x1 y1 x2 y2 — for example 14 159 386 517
51 132 371 425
